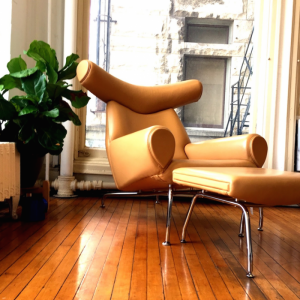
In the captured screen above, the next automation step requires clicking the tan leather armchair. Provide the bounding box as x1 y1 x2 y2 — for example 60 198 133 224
77 60 268 245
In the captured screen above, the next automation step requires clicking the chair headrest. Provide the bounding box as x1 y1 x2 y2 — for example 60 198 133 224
77 60 203 114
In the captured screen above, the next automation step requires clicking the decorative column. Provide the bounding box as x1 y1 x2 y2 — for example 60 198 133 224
55 0 78 197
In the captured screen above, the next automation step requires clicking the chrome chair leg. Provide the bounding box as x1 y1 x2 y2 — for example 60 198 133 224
156 195 160 204
163 185 173 246
241 205 254 278
239 212 245 237
101 196 106 208
258 207 263 231
181 194 199 243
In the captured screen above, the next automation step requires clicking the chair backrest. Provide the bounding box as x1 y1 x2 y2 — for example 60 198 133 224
77 60 203 190
106 101 191 160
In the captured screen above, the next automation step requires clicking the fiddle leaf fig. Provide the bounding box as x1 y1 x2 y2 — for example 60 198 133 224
62 89 90 108
0 75 20 91
10 96 31 112
0 98 16 120
0 40 90 155
55 100 81 125
46 63 58 84
21 71 46 102
24 40 59 71
58 61 78 81
37 120 66 153
42 108 59 118
10 66 39 78
18 104 39 116
18 121 35 144
7 56 27 73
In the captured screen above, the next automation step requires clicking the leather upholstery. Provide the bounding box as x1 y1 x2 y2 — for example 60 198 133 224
185 134 268 168
77 60 203 114
109 126 175 189
77 61 269 192
106 101 190 160
173 167 300 206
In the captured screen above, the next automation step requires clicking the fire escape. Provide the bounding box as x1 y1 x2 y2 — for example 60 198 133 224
224 28 254 137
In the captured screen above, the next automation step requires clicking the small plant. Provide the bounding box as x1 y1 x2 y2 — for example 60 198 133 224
0 40 90 156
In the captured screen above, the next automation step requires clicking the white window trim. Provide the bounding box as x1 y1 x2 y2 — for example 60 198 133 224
73 0 112 175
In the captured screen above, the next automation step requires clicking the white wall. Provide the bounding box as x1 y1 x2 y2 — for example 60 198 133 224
0 1 12 81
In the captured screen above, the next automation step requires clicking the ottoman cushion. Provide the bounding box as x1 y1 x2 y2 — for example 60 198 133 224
173 167 300 206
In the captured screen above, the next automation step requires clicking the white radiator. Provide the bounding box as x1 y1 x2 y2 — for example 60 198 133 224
0 142 20 219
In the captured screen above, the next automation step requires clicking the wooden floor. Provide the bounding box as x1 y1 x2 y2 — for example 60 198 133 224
0 198 300 299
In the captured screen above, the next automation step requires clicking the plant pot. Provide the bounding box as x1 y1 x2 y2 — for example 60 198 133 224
20 153 45 188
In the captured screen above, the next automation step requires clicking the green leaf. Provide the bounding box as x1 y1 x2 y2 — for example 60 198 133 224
62 89 90 108
18 122 35 143
21 71 46 102
10 96 30 112
46 63 58 84
18 104 38 116
46 83 68 100
7 56 27 74
25 40 59 71
55 100 81 125
0 75 19 91
0 99 16 120
10 66 39 78
42 108 59 118
36 61 46 73
66 54 79 67
57 61 78 81
37 120 67 152
59 54 79 72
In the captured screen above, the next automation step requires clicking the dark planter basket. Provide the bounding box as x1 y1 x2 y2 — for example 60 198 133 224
20 153 45 188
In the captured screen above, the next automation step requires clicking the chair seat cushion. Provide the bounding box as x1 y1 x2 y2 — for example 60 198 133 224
156 159 256 183
173 167 300 206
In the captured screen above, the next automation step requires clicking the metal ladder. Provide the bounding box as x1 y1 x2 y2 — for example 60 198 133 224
224 28 254 137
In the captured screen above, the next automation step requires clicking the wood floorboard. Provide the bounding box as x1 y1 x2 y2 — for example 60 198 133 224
109 201 140 300
0 197 300 300
210 203 300 299
0 198 98 299
72 199 127 300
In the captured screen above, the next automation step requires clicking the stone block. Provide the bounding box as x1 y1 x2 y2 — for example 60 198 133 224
178 42 245 57
173 0 247 20
233 20 253 43
247 0 254 20
231 56 244 76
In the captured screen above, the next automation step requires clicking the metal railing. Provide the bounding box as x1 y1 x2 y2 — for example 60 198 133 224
224 28 254 137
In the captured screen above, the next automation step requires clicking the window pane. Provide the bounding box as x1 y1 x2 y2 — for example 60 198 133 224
186 25 228 44
183 57 226 128
85 0 108 149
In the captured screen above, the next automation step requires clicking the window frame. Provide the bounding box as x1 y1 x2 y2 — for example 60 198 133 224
73 0 112 175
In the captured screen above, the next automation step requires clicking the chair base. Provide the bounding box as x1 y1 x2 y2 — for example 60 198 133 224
181 191 255 278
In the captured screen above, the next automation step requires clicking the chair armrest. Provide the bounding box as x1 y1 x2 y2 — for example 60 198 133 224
184 134 268 168
109 126 175 190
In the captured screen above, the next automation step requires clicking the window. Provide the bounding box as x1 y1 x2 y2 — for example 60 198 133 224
183 56 227 128
182 19 231 133
85 0 112 149
186 25 229 44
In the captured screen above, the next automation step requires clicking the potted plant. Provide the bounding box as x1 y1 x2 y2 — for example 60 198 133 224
0 40 90 187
